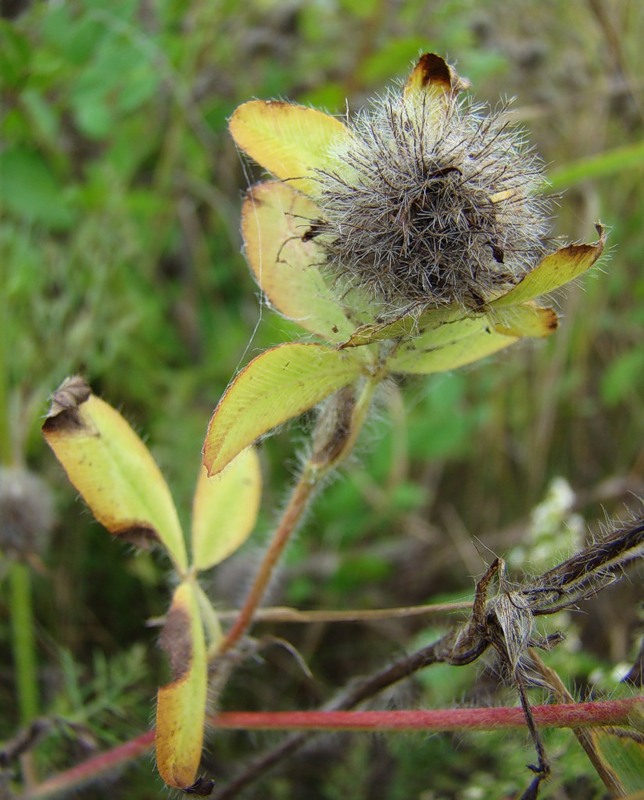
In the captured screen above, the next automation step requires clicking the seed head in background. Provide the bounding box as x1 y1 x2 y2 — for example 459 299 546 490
203 54 605 477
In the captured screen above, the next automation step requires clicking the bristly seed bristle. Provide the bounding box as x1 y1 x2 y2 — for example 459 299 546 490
314 89 552 309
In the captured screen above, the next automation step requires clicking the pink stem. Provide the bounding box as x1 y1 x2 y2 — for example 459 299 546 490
210 699 638 731
25 731 154 798
25 699 640 798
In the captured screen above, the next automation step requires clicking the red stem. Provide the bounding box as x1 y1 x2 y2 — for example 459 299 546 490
209 700 637 731
24 730 154 798
217 471 317 655
24 699 641 798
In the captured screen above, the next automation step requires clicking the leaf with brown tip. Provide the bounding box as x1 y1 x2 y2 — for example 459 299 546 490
404 53 470 97
42 377 187 571
490 226 606 308
155 581 208 790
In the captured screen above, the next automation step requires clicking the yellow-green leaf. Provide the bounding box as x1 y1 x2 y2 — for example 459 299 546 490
338 307 426 348
489 302 559 338
338 305 468 349
42 376 187 572
490 226 606 308
155 581 209 791
203 343 365 476
388 328 517 375
242 181 359 342
191 448 261 572
386 312 487 357
229 100 349 194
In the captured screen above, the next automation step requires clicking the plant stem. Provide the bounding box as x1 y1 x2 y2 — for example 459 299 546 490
0 280 11 465
206 700 641 732
23 730 155 800
24 698 641 799
216 463 320 655
215 599 473 623
216 379 378 657
10 562 39 723
9 561 40 787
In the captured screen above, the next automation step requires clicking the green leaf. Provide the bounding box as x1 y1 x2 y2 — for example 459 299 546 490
155 581 210 792
242 181 360 342
388 328 517 375
42 377 187 572
21 89 60 148
399 313 486 351
490 228 606 308
191 449 262 572
203 343 365 475
338 306 460 349
547 140 644 191
0 21 30 87
0 146 73 230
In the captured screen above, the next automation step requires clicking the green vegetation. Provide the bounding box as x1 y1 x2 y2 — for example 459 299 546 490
1 1 642 798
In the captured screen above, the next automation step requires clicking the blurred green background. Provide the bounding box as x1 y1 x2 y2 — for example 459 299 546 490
1 0 642 797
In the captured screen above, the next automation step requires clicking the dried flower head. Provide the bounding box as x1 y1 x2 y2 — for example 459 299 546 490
0 466 55 558
229 54 603 339
202 54 605 477
315 58 551 308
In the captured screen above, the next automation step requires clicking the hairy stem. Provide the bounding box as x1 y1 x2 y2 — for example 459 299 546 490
216 379 378 657
208 700 641 732
216 465 319 656
20 699 641 799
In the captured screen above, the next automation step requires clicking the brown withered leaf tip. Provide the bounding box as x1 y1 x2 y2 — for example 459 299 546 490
160 604 193 682
184 776 215 796
544 308 558 332
43 375 92 432
112 523 161 549
411 53 471 94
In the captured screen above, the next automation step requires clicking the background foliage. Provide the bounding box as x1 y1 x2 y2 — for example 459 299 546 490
1 0 642 797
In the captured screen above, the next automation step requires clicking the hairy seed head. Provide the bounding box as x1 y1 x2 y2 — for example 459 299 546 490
0 467 55 558
315 89 552 309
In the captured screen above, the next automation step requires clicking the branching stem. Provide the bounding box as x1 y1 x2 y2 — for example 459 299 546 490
216 464 319 656
215 378 378 658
